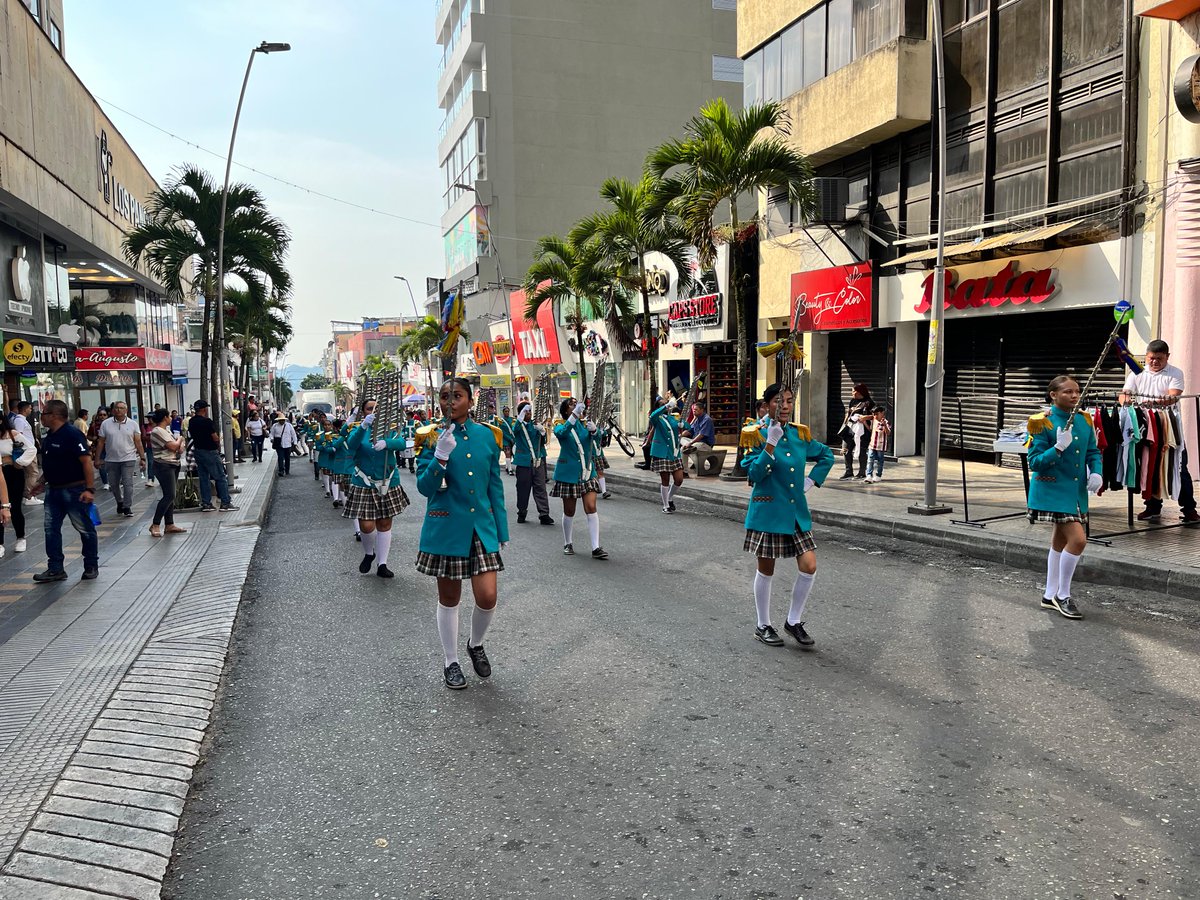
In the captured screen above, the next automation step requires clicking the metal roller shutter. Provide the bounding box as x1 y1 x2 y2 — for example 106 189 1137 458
940 319 1002 454
826 329 895 447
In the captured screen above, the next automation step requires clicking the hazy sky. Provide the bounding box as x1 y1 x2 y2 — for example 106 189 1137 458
65 0 444 368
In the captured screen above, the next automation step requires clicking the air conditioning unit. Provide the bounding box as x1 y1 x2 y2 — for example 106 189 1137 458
811 177 850 224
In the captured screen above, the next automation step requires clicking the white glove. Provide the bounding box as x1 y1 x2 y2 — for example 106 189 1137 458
361 413 375 428
1054 426 1073 452
666 397 678 411
519 407 531 422
586 421 597 433
765 422 784 447
1087 472 1103 494
535 424 545 435
373 439 387 451
573 402 586 419
434 424 457 461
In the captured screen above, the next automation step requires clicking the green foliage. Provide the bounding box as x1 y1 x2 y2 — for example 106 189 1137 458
300 373 332 390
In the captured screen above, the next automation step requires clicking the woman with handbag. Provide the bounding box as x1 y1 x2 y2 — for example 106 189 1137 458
0 415 34 555
269 413 298 476
837 383 876 480
147 409 186 538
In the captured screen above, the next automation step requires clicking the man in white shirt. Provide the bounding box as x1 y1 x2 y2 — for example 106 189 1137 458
1120 340 1196 523
95 402 146 518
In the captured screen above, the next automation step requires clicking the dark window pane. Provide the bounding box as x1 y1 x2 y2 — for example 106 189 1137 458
905 196 931 234
763 37 782 101
829 0 853 73
781 23 805 96
994 168 1047 216
966 0 987 17
903 148 931 194
1062 0 1123 70
997 0 1049 96
994 119 1047 174
1059 94 1122 154
946 138 984 185
878 163 901 205
744 49 762 105
943 184 983 228
803 6 827 87
942 0 963 29
945 18 988 113
1058 147 1122 202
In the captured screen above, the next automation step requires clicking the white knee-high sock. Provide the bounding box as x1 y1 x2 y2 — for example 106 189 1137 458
562 514 574 545
354 518 362 537
322 474 330 493
1058 550 1081 599
469 606 494 647
667 482 680 501
1044 549 1062 599
787 572 815 625
331 482 340 502
753 572 773 627
360 529 377 556
660 485 670 507
437 604 460 666
375 530 392 566
586 512 601 550
598 476 607 493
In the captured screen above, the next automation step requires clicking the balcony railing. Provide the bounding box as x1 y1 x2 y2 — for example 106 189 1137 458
438 69 483 139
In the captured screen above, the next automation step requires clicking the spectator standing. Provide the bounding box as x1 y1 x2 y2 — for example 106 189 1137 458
87 408 109 488
0 415 34 556
245 410 266 462
9 400 42 505
32 399 98 582
170 410 182 435
864 407 891 483
231 411 244 462
188 400 237 511
142 416 156 489
837 384 876 480
95 402 145 518
73 409 89 433
269 413 298 476
146 409 186 537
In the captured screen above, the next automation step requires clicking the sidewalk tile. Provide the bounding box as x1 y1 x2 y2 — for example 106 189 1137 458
54 780 185 817
31 811 174 858
4 850 160 900
20 830 168 881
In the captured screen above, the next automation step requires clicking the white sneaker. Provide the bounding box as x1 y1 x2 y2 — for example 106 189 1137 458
15 538 26 553
864 475 875 483
0 545 5 558
24 497 43 505
874 475 883 482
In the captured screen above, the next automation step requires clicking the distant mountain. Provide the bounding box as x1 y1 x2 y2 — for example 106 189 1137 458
279 364 324 390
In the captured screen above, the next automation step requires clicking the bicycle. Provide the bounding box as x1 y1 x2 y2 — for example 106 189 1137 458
603 415 636 458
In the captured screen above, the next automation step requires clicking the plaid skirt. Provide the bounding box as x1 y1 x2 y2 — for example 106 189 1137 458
335 473 351 488
551 477 600 499
743 527 817 559
1027 508 1088 526
594 452 610 471
416 533 504 580
341 483 410 520
650 456 683 473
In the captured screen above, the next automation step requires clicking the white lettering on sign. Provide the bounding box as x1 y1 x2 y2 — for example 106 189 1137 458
96 130 148 228
518 327 551 360
668 292 721 329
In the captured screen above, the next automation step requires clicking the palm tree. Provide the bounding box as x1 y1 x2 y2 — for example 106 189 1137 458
396 315 446 400
362 354 397 377
123 165 292 406
522 235 633 402
225 284 292 413
647 99 816 448
571 175 694 405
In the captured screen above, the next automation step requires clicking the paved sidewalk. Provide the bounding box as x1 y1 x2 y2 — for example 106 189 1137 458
596 448 1200 600
0 454 277 899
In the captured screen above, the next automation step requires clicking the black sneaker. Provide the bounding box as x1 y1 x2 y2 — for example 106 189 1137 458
591 547 609 560
376 564 394 578
1049 596 1083 620
601 491 612 499
218 504 238 511
359 553 376 574
563 543 574 555
443 662 467 690
754 624 784 646
81 567 99 581
838 472 854 480
466 643 492 678
1040 595 1057 610
539 515 555 525
33 569 68 583
200 504 217 512
355 533 361 542
668 501 677 512
332 500 342 509
121 507 134 518
517 512 527 523
783 620 815 648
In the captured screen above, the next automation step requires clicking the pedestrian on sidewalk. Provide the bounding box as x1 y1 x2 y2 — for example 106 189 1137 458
231 412 244 462
416 377 509 690
742 383 834 649
1027 375 1102 620
146 409 187 538
837 384 876 480
9 399 43 505
495 406 516 475
511 401 553 525
864 407 891 483
552 397 608 559
86 408 108 490
73 409 89 433
344 401 408 578
648 395 685 513
95 401 145 519
0 415 34 556
245 410 266 462
269 413 298 476
33 400 98 582
142 415 157 490
188 400 237 512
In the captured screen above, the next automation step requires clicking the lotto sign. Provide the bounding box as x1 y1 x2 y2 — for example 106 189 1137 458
508 289 562 365
790 263 874 331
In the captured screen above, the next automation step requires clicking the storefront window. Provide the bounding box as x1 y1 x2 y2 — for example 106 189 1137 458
44 259 70 332
996 0 1049 97
71 286 138 346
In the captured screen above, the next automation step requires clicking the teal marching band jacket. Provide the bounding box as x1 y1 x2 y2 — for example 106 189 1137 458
1026 407 1102 515
512 418 547 468
553 418 597 484
416 419 509 556
346 422 406 491
742 423 835 535
495 415 517 451
648 405 682 460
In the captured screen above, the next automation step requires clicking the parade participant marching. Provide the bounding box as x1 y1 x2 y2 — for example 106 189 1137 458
551 398 608 559
742 383 835 649
511 401 554 525
416 378 509 690
648 395 685 513
1026 375 1103 620
342 405 409 578
495 406 517 476
400 410 418 473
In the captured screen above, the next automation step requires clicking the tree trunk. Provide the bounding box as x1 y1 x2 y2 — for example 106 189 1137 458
198 267 212 404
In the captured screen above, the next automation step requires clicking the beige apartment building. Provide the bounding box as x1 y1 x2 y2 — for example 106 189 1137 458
435 0 742 416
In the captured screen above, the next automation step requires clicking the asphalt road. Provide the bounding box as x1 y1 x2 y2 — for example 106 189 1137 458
163 463 1200 900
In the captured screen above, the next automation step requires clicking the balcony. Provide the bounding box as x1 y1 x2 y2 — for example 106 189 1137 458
784 37 931 166
437 11 484 103
437 84 488 159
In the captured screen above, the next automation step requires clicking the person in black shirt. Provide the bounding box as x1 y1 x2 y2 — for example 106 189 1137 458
837 383 876 480
33 399 99 582
188 400 236 511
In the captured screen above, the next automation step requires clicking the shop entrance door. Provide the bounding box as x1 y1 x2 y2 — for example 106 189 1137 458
825 329 895 448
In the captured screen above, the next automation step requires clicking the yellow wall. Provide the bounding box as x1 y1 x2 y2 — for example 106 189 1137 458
737 0 820 56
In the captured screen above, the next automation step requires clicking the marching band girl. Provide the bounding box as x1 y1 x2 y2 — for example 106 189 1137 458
416 378 510 690
512 401 554 525
552 398 608 559
742 383 835 649
342 404 408 578
1026 375 1102 620
648 395 684 513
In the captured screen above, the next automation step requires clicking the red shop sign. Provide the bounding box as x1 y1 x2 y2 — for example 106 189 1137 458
790 263 873 332
508 288 562 366
914 260 1060 314
74 347 171 371
144 348 172 371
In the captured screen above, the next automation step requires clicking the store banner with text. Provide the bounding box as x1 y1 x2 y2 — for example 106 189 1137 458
75 347 173 371
508 288 562 366
790 263 874 331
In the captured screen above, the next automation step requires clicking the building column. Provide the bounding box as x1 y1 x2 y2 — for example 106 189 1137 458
893 321 919 457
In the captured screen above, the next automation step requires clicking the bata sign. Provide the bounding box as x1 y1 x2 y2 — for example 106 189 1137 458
668 293 721 329
75 347 173 371
914 260 1060 314
790 263 874 331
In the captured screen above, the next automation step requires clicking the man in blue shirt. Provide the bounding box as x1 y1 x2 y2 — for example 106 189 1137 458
680 399 716 473
33 399 99 582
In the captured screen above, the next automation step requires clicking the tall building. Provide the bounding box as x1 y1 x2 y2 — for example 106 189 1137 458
435 0 742 409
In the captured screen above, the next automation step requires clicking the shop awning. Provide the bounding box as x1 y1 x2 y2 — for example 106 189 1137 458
883 219 1082 268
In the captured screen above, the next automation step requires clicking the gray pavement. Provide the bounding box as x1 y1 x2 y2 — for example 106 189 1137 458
164 464 1200 900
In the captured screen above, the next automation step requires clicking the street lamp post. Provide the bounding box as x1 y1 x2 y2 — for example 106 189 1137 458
215 40 290 482
394 274 422 400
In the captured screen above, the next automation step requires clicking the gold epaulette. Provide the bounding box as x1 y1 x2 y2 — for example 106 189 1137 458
793 423 812 441
1073 411 1095 430
1026 413 1051 435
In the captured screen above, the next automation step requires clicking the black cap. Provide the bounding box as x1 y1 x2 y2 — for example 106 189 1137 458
193 399 209 411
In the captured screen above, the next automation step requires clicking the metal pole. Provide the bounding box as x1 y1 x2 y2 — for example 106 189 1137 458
910 0 953 516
